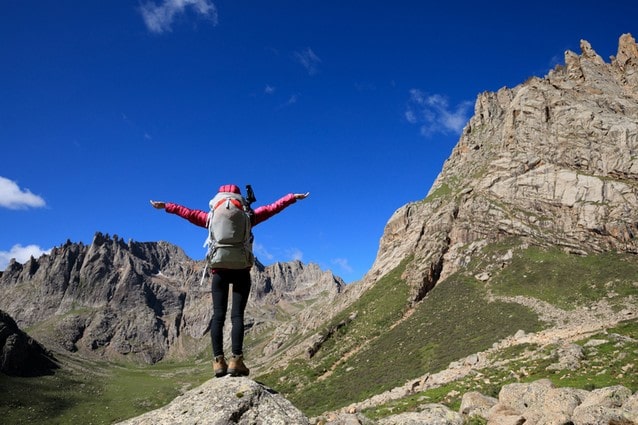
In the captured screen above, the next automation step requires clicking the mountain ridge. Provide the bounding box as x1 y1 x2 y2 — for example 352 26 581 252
0 231 345 364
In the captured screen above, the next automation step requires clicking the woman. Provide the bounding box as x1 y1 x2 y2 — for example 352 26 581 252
151 184 309 377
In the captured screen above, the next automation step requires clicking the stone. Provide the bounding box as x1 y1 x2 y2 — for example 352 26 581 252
460 391 498 418
115 377 309 425
377 404 463 425
0 309 58 376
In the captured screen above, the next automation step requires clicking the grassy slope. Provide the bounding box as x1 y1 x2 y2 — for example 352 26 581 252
363 319 638 421
489 245 638 309
361 243 638 420
257 251 545 416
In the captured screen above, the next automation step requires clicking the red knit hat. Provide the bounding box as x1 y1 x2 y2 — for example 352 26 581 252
218 184 241 194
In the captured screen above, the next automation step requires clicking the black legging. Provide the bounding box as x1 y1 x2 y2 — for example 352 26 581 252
210 268 251 357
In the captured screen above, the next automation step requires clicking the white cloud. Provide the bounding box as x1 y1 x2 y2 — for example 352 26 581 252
253 243 274 262
406 89 473 136
405 109 417 124
264 85 275 95
332 258 353 274
140 0 218 34
253 244 304 263
287 248 304 262
294 48 321 75
0 176 46 209
0 244 51 270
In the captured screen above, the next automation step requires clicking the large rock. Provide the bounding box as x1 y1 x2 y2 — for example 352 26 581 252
115 377 309 425
479 380 638 425
377 404 464 425
0 309 58 376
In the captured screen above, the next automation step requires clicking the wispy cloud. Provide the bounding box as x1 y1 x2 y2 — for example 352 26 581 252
264 85 275 95
294 48 322 76
254 244 304 264
406 89 473 137
0 244 51 271
332 258 353 274
287 248 304 262
253 243 275 262
286 94 299 105
0 176 46 210
140 0 218 34
276 93 300 110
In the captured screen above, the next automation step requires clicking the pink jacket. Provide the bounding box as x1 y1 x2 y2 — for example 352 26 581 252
164 193 298 229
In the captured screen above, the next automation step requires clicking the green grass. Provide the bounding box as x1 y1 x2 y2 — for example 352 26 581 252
424 183 453 203
362 317 638 421
257 258 414 413
0 354 210 424
489 246 638 309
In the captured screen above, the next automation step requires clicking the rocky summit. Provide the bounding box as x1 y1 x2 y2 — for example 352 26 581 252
368 33 638 302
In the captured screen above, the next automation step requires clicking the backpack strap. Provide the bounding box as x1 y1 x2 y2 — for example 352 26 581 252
214 197 244 211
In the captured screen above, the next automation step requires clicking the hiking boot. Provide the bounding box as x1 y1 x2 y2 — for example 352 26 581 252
213 355 227 377
228 354 250 377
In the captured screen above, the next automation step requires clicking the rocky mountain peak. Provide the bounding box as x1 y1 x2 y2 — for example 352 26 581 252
0 232 345 364
365 33 638 302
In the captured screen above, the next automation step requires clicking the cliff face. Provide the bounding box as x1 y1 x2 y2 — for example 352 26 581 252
367 33 638 302
0 232 344 364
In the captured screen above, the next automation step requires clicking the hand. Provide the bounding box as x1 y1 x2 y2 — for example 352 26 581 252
150 200 166 209
294 192 310 200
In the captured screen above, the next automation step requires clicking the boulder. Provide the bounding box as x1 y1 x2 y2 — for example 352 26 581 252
116 377 309 425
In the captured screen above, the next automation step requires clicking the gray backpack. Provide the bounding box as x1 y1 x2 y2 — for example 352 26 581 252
203 191 255 271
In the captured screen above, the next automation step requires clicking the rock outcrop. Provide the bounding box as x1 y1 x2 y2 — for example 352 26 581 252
115 377 309 425
0 309 58 376
461 380 638 425
365 33 638 302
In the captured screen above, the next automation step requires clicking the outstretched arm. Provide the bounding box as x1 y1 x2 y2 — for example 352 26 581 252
253 192 309 226
150 200 208 228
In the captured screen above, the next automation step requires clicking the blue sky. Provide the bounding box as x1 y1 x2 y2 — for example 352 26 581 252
1 1 636 282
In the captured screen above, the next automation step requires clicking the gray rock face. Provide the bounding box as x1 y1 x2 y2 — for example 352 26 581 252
479 380 638 425
0 309 58 376
364 33 638 302
115 377 309 425
0 232 344 364
377 404 464 425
